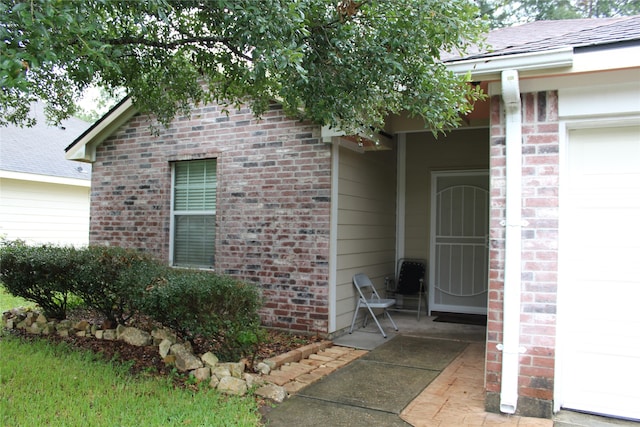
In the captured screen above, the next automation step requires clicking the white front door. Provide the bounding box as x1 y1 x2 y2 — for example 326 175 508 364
429 170 489 315
559 124 640 420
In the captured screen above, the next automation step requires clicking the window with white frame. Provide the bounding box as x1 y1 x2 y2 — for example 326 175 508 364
171 159 216 268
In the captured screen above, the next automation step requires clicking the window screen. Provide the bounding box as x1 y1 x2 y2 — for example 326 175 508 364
172 159 216 268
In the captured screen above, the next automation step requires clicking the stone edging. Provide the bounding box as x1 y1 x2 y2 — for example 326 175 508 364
2 307 356 403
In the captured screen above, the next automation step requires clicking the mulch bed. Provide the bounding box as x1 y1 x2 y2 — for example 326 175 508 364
5 307 321 388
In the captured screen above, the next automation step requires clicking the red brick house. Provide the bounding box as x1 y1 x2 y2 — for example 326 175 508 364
66 16 640 420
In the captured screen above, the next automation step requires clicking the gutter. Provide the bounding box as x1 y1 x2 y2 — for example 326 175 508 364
446 47 574 79
496 69 527 414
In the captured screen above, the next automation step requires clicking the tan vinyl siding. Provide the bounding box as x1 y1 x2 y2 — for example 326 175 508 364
404 128 489 261
334 146 397 331
0 178 90 246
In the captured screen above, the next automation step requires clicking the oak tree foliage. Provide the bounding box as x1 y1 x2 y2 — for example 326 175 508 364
1 0 486 134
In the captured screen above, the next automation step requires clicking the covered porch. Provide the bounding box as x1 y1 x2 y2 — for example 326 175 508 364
326 100 491 336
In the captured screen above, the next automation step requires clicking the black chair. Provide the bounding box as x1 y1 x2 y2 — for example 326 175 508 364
385 259 427 320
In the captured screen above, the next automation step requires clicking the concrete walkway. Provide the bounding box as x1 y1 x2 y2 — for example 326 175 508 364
262 313 633 426
264 335 467 427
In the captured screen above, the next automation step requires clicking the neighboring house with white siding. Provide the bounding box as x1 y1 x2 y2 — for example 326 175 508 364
0 103 92 246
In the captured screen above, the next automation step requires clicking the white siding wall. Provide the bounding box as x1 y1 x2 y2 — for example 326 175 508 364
404 128 489 261
0 178 90 246
334 147 397 331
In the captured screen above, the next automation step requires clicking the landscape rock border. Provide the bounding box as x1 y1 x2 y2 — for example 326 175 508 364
2 307 334 403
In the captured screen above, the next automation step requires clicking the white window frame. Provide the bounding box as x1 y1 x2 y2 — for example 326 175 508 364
169 159 217 269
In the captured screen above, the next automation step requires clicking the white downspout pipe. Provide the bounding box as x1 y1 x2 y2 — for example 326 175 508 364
497 69 526 414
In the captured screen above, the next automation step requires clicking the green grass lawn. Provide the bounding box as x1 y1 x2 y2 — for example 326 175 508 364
0 286 34 312
0 286 262 426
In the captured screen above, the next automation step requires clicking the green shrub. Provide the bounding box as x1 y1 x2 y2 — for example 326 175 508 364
73 246 167 325
142 269 263 361
0 240 79 319
1 241 266 361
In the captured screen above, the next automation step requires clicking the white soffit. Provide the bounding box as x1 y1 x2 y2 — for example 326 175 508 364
321 126 393 152
65 97 138 163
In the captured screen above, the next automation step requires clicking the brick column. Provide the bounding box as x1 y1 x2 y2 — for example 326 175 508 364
486 91 559 418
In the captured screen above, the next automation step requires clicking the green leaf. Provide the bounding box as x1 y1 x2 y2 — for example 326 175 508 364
1 0 489 132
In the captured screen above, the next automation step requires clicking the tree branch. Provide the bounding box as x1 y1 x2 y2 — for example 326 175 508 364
106 36 253 62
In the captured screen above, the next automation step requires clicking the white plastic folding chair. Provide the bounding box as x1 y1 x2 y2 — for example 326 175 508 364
349 273 398 338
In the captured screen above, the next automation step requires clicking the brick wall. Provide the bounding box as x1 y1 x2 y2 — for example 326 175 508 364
90 103 332 334
486 91 559 418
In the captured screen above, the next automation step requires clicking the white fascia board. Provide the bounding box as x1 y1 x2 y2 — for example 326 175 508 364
321 125 393 151
321 126 346 143
571 44 640 74
489 65 640 97
445 47 574 80
0 170 91 187
65 98 138 163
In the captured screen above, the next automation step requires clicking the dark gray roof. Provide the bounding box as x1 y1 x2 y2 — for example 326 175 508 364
445 15 640 62
0 103 92 180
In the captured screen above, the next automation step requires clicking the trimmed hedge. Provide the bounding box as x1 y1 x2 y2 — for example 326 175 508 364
0 240 78 319
0 241 265 361
73 246 167 325
142 269 264 361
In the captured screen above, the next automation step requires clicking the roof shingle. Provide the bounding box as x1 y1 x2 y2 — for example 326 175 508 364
444 15 640 62
0 103 92 180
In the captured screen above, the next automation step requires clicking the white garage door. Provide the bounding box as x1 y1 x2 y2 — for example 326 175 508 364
560 124 640 420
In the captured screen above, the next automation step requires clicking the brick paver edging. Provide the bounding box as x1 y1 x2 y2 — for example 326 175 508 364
263 340 333 369
263 342 369 395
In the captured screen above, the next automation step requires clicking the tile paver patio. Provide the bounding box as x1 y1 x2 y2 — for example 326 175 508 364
400 341 553 427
